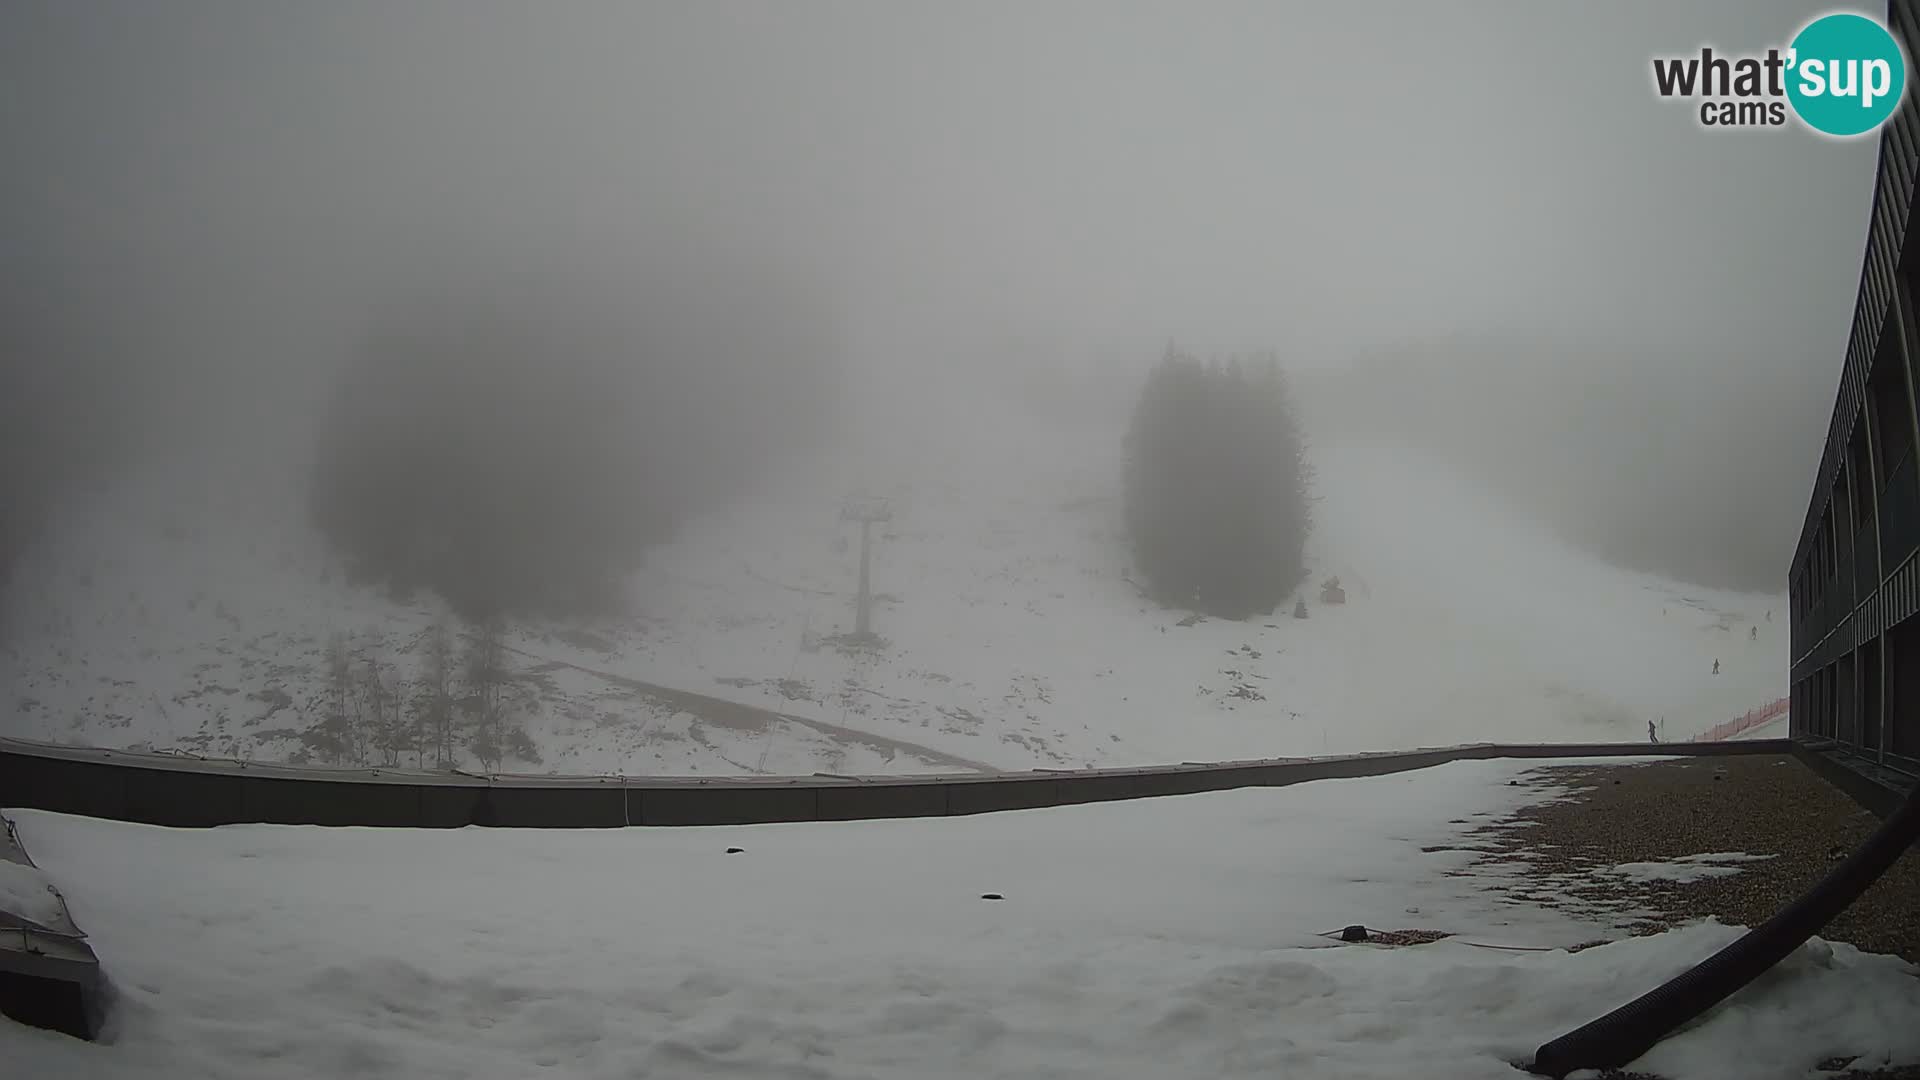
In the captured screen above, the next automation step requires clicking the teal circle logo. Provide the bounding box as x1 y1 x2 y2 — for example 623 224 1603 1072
1786 13 1907 137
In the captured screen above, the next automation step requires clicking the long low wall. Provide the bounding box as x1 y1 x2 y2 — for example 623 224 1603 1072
0 735 1794 829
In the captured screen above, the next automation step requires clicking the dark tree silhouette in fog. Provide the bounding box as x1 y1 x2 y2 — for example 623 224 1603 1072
0 299 130 606
1124 345 1312 619
308 272 840 619
310 296 667 617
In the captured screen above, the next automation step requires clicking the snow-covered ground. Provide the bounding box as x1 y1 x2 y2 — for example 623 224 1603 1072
0 380 1789 775
4 758 1913 1080
0 858 65 930
1606 852 1780 885
1732 711 1794 741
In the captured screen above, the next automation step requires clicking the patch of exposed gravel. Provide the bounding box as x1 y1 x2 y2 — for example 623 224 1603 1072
1469 755 1920 962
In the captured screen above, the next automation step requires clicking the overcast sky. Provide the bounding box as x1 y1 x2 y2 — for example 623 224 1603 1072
0 2 1881 512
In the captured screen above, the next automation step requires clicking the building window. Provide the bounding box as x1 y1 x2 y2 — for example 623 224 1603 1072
1832 474 1852 546
1870 345 1915 489
1825 507 1838 582
1891 617 1920 761
1855 648 1875 750
1852 425 1875 529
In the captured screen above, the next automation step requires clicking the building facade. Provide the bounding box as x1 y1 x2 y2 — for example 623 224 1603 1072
1788 0 1920 776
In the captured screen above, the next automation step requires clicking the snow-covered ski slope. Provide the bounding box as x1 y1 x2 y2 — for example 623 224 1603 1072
5 760 1913 1080
0 379 1788 775
1732 711 1794 741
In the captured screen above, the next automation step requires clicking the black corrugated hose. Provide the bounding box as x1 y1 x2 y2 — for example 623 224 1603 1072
1529 780 1920 1077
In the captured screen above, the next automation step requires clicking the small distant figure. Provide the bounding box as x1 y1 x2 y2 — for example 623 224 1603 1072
1648 719 1659 744
1750 626 1758 641
1765 609 1772 622
1712 658 1720 676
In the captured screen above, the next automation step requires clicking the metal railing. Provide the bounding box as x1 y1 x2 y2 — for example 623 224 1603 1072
1688 698 1790 744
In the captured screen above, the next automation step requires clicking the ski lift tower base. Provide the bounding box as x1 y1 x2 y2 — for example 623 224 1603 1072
840 495 894 639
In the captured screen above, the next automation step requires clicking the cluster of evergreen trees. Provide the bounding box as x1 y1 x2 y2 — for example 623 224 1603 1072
1123 345 1312 620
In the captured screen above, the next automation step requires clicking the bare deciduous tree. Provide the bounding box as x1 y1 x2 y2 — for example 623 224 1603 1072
300 633 363 765
363 656 405 768
414 620 457 768
463 616 509 773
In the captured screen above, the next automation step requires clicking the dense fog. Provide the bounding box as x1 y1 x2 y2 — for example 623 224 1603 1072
309 257 841 616
0 0 1879 757
0 13 1902 1073
1 2 1875 601
1296 332 1834 590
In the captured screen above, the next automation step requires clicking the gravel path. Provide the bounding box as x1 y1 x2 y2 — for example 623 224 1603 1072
1466 755 1920 1080
1467 755 1918 962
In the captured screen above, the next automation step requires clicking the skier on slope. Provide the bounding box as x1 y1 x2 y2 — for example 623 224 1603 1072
1712 658 1720 676
1647 719 1659 744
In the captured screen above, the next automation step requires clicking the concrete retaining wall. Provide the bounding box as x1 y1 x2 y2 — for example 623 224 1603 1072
0 735 1795 829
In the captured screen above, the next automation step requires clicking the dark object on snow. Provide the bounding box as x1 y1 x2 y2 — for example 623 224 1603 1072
1648 720 1658 745
1293 599 1310 619
0 815 107 1041
1712 659 1720 676
1320 576 1346 605
1528 775 1920 1078
980 893 1005 901
1364 929 1453 947
725 847 744 854
1340 924 1369 942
